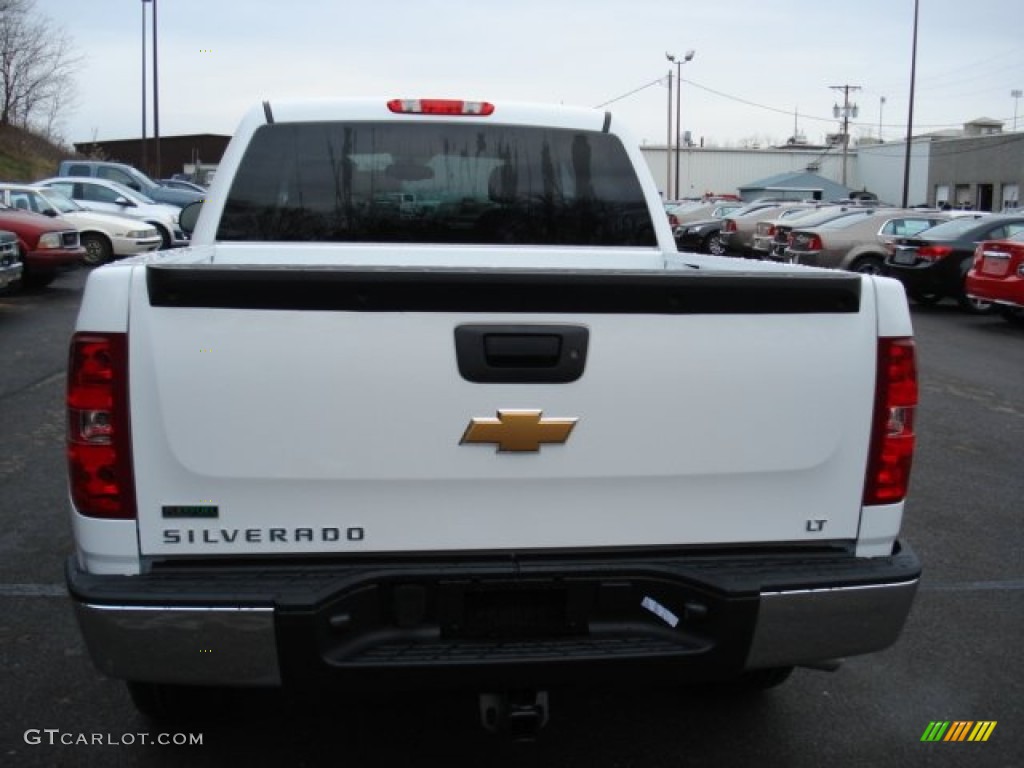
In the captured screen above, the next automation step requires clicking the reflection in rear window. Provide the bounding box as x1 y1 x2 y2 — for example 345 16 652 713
217 122 655 247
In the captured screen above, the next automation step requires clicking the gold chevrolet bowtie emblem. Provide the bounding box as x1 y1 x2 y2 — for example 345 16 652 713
460 409 578 453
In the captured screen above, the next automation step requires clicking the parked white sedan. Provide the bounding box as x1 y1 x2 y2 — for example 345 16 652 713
35 177 188 250
0 184 163 265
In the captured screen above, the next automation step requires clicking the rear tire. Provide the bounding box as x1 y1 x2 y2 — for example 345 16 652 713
908 290 942 306
127 681 233 722
999 306 1024 326
127 682 179 720
850 255 883 275
735 666 794 691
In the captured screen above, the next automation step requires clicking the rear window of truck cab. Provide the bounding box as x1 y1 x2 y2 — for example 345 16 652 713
216 122 656 247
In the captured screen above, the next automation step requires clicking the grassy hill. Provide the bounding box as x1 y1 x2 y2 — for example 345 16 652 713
0 124 75 182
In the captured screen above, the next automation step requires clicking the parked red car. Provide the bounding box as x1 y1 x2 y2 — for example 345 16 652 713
0 202 83 287
966 231 1024 324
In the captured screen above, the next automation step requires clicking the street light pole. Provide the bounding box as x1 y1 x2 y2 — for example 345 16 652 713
152 0 160 178
666 50 695 200
879 96 886 141
1012 90 1022 132
674 59 681 199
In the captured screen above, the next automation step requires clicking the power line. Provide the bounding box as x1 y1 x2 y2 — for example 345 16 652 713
679 78 809 119
595 74 1020 135
594 77 666 109
871 47 1023 93
687 78 1024 132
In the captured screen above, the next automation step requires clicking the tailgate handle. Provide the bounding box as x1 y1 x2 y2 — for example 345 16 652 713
455 325 588 383
485 334 561 367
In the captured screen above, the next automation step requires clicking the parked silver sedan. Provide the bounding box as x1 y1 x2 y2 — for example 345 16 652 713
784 210 951 274
764 206 879 261
719 202 811 257
751 205 834 258
672 200 745 226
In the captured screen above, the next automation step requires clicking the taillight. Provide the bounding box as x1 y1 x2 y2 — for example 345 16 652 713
67 333 136 519
723 220 736 233
807 235 823 251
766 225 777 236
668 213 680 228
917 245 953 262
864 338 917 505
387 99 495 116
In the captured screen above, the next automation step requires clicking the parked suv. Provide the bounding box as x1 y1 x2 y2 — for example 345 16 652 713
57 160 204 208
0 202 83 287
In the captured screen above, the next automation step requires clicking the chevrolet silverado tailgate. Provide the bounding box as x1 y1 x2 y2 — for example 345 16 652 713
129 263 876 557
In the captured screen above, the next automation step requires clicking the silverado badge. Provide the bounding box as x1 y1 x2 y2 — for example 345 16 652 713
460 409 578 453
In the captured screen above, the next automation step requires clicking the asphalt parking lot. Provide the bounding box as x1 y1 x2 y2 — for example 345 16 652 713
0 268 1021 767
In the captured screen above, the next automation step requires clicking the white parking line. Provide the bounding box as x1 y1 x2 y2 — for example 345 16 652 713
0 369 65 403
0 584 67 597
920 579 1024 592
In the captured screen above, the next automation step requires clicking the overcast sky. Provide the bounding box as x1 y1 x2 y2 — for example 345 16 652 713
34 0 1024 149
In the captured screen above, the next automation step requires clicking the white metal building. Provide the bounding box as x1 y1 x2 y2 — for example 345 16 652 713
639 120 1015 209
640 144 862 201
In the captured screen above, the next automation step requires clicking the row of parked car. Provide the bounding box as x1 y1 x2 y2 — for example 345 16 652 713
668 199 1024 325
3 171 1021 325
0 160 205 291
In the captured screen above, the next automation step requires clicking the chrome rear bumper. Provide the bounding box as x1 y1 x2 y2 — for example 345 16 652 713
68 545 920 688
73 603 281 686
746 579 919 668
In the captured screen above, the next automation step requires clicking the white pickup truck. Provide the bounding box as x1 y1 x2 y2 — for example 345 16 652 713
65 98 920 734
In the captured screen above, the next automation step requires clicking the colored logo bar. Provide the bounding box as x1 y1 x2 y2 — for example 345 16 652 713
921 721 997 742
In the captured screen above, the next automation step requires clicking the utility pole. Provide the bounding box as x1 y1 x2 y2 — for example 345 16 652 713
1012 90 1022 132
830 84 861 188
879 96 886 141
902 0 920 208
152 0 160 178
141 0 149 173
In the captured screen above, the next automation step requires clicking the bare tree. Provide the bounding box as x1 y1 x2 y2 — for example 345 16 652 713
38 31 79 141
0 0 81 138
